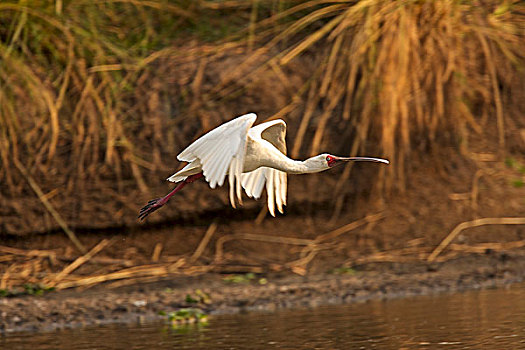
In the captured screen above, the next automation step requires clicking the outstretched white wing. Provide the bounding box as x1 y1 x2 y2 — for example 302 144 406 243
170 113 257 207
242 119 288 216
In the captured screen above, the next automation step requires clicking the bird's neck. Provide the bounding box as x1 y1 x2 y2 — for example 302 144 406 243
270 156 324 174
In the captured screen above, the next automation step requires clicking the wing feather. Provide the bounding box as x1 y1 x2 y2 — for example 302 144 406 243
254 171 267 199
280 171 287 206
245 119 288 215
173 113 256 205
241 168 266 199
214 150 231 187
274 170 283 214
241 119 288 216
241 167 287 216
248 119 287 154
266 170 275 216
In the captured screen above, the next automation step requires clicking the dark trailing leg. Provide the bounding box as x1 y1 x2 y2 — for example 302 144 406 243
138 173 204 220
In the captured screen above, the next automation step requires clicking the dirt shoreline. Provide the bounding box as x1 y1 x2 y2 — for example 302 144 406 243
2 250 525 334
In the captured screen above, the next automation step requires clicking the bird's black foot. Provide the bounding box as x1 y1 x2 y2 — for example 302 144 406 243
138 198 166 220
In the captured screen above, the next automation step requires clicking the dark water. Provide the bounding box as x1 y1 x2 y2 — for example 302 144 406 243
3 284 525 349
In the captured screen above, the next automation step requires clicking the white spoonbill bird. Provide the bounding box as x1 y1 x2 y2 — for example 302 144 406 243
139 113 389 220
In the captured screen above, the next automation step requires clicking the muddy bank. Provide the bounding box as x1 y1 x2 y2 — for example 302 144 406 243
1 250 525 334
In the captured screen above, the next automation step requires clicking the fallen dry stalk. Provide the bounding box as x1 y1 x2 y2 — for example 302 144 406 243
214 233 315 263
57 256 135 267
0 245 58 265
314 212 385 244
350 246 432 265
448 240 525 254
300 212 385 259
0 256 17 263
53 261 188 290
427 217 525 262
211 265 264 274
151 243 163 262
47 239 114 287
286 249 320 276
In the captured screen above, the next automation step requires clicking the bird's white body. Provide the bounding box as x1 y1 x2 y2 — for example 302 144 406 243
162 113 388 217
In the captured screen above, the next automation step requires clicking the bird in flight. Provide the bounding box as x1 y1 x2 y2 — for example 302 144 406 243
139 113 389 220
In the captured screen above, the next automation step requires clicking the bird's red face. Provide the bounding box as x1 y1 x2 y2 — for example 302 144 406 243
326 155 338 167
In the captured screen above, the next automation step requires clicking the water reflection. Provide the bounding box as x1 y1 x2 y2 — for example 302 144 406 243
3 284 525 349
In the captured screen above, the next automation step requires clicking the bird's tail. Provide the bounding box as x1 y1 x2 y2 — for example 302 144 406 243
167 160 202 182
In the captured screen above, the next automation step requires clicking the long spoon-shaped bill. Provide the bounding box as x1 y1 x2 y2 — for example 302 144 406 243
336 156 390 165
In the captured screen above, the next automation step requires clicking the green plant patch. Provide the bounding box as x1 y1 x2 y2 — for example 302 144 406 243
222 272 256 284
0 284 54 297
511 179 524 188
165 308 208 327
184 289 212 304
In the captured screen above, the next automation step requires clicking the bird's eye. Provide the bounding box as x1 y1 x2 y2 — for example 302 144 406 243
326 156 332 162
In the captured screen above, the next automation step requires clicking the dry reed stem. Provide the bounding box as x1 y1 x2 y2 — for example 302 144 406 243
47 238 114 287
315 212 384 244
280 8 346 65
345 236 525 266
476 31 505 150
427 217 525 262
288 243 336 274
0 256 17 263
13 158 86 253
291 75 321 158
189 57 207 115
448 240 525 254
300 212 384 259
53 261 187 290
268 95 303 122
352 254 421 265
348 245 432 265
309 86 344 155
248 0 258 52
470 169 484 211
448 168 486 211
269 60 294 95
189 221 218 263
0 268 11 290
211 265 264 274
319 34 343 97
151 243 163 262
215 233 315 263
58 256 135 267
0 246 58 265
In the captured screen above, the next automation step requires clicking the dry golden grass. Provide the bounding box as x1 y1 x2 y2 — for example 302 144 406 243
2 214 525 291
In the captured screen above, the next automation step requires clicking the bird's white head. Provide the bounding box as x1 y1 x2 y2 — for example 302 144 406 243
304 153 390 173
302 154 332 173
